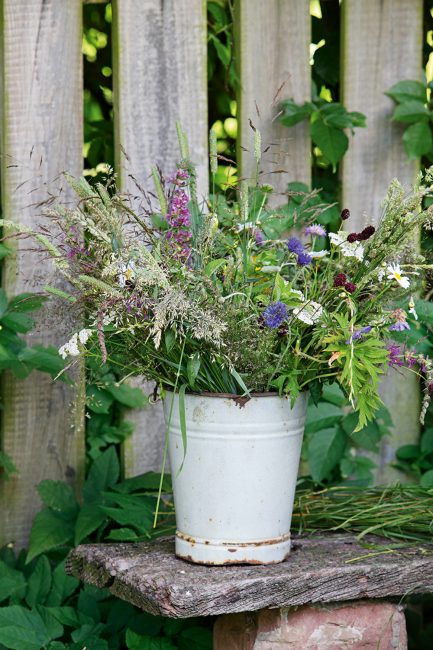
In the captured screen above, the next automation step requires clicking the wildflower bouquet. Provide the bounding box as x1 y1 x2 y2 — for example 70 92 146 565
3 128 433 431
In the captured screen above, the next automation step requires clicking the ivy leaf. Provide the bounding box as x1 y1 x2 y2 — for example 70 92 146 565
310 116 348 170
402 121 433 159
391 100 429 123
308 426 346 482
386 79 427 103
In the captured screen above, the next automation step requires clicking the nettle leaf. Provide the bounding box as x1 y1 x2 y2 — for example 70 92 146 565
386 79 427 104
37 481 78 516
105 382 148 409
280 98 314 127
0 560 27 602
45 561 79 607
25 556 52 607
308 426 346 482
27 509 75 563
74 504 106 545
83 446 120 503
402 121 433 159
126 629 176 650
0 605 61 650
391 100 429 123
8 293 46 313
86 384 114 414
310 116 348 169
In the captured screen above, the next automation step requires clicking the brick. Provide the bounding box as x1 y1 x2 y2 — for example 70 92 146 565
214 602 407 649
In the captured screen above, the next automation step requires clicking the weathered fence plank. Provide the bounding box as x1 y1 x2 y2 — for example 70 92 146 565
112 0 208 475
0 0 84 547
341 0 424 483
235 0 311 191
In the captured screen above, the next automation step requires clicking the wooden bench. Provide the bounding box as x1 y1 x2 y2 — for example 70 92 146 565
66 533 433 648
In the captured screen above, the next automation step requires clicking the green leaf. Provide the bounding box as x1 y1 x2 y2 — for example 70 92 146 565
25 556 52 607
0 289 8 317
0 450 18 479
421 429 433 453
1 312 34 333
178 384 188 470
113 471 172 494
105 382 148 409
187 353 201 387
308 427 346 482
126 629 176 650
0 560 27 602
45 561 79 607
391 100 429 123
310 117 348 169
8 293 46 313
86 384 114 414
27 509 75 563
280 99 314 127
37 481 78 516
0 242 12 260
420 469 433 488
0 605 57 650
83 446 119 503
386 79 427 103
402 121 433 159
74 504 106 545
178 627 213 650
305 402 342 434
42 606 81 629
18 346 65 378
396 444 420 461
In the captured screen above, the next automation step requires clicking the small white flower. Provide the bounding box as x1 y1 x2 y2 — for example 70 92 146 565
309 250 329 259
118 261 136 287
292 301 323 325
329 231 364 261
408 296 418 320
59 329 93 359
290 289 305 301
387 263 410 289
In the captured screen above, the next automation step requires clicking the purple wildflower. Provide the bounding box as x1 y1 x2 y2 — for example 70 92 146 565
389 321 410 332
287 237 304 255
262 301 289 329
169 168 190 185
346 325 372 344
304 224 327 237
165 177 192 259
297 251 312 266
254 228 265 245
387 343 404 367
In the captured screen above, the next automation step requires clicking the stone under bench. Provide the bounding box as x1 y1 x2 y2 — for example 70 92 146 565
66 533 433 649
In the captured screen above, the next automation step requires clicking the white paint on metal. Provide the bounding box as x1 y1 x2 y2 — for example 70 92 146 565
163 392 308 565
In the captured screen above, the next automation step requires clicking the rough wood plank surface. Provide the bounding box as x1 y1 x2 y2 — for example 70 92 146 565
341 0 423 484
235 0 311 192
66 534 433 618
112 0 207 476
0 0 84 548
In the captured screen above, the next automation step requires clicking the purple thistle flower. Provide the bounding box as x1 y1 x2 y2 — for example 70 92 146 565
262 301 289 329
297 251 312 266
287 237 304 255
389 321 410 332
346 325 372 344
304 224 327 237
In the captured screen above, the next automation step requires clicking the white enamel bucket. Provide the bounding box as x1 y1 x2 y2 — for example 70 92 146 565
163 391 308 565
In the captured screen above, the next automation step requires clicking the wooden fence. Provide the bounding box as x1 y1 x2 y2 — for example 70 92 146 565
0 0 424 548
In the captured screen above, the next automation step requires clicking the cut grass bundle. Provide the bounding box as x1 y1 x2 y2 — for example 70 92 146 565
292 485 433 544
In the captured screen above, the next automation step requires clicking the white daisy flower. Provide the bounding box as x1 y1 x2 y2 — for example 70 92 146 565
292 301 323 325
329 231 364 261
387 263 410 289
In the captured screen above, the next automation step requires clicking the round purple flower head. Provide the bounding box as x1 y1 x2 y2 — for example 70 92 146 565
297 251 312 266
262 301 289 329
389 321 410 332
287 237 304 255
304 224 326 237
